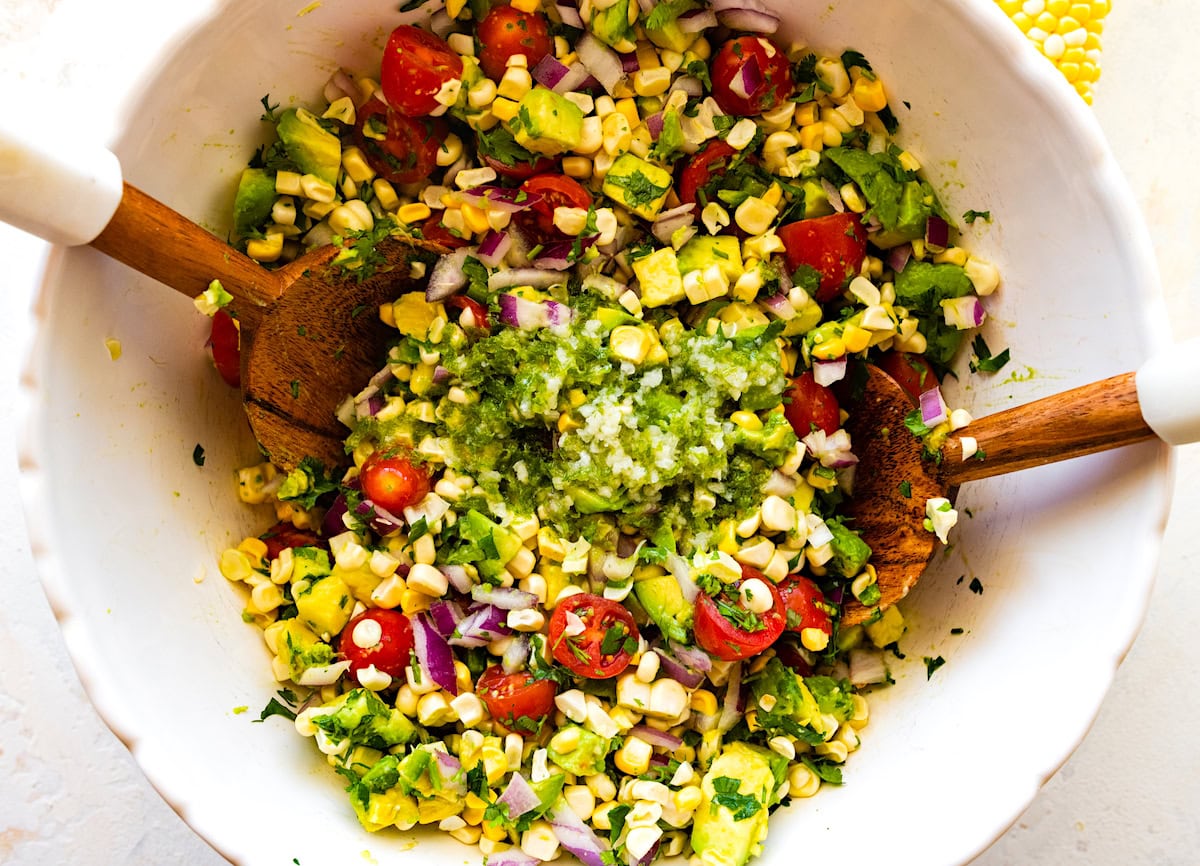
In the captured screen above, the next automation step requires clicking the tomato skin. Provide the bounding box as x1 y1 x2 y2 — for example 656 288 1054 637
677 140 738 207
476 665 558 732
877 351 936 404
420 214 470 249
482 153 558 180
260 522 323 560
380 25 463 116
778 576 833 636
549 593 639 679
693 567 786 662
338 609 416 679
476 6 554 82
784 370 842 438
778 213 869 302
360 452 431 514
447 295 491 330
772 635 815 676
519 174 593 239
711 36 794 116
208 309 241 388
353 98 445 185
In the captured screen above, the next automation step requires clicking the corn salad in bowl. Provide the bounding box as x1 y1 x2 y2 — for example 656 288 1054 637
203 2 1003 865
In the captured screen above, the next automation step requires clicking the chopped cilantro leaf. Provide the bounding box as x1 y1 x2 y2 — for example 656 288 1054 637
711 776 761 821
645 0 698 30
290 380 300 398
962 209 992 224
607 169 670 209
898 480 912 498
255 696 297 723
904 408 932 438
192 444 206 467
969 577 984 595
923 655 946 679
970 334 1011 373
259 94 281 123
599 624 628 656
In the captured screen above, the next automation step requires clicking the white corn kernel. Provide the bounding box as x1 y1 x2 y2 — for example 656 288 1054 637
507 608 546 632
964 256 1001 296
556 689 590 724
450 692 486 726
768 735 796 760
586 773 618 803
371 575 406 609
417 691 456 726
734 196 777 236
645 679 689 720
564 785 596 821
554 206 590 236
521 821 561 861
407 562 449 597
299 173 336 202
635 651 660 683
760 495 797 533
413 533 437 565
726 118 759 150
738 577 774 614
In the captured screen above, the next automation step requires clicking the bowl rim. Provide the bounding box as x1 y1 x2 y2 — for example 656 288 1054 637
15 1 1175 864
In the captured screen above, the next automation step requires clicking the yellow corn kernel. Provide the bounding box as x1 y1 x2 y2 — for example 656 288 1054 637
842 324 871 354
689 689 718 716
510 0 539 12
400 588 433 614
396 202 431 225
238 537 269 565
491 97 520 123
461 203 490 235
798 123 825 152
793 101 819 126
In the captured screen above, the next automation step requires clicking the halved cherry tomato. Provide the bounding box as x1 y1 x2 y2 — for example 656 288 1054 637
693 566 786 661
360 452 431 514
711 36 794 117
783 370 842 437
420 214 470 249
338 609 415 679
447 295 491 330
778 213 868 302
208 309 241 388
476 5 553 82
260 522 323 560
778 575 834 636
476 665 558 732
549 592 639 679
482 153 559 181
353 98 446 185
876 351 936 404
519 174 592 239
380 24 463 117
677 140 739 207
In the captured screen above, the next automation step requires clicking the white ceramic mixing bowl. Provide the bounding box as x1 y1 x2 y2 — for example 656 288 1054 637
18 1 1172 864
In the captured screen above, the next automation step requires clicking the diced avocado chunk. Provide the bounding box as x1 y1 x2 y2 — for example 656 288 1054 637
295 573 355 637
313 689 418 750
593 305 640 332
276 108 341 184
799 179 834 219
603 153 672 219
825 518 872 578
276 618 334 679
590 0 636 51
676 236 744 282
232 168 277 238
290 546 331 582
692 743 784 866
865 604 906 648
459 509 524 580
633 574 692 645
512 87 584 157
546 725 610 776
350 784 420 832
872 180 934 249
632 247 685 308
645 17 698 53
565 484 629 514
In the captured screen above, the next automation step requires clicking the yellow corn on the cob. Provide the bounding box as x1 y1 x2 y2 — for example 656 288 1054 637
995 0 1108 104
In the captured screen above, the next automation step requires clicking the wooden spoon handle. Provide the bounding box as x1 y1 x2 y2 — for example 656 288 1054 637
940 372 1155 485
90 182 284 309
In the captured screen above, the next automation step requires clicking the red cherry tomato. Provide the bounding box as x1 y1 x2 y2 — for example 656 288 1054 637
777 575 833 636
519 174 593 239
380 24 463 117
476 5 554 82
711 36 794 116
778 213 869 303
482 153 559 181
783 370 842 437
548 593 639 679
877 351 936 404
359 452 431 514
677 140 739 207
338 609 416 679
353 98 446 185
420 214 470 249
446 296 491 330
208 309 241 388
693 566 786 662
260 522 323 560
476 665 558 732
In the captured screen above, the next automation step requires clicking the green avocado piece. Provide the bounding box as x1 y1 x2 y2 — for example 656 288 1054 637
871 180 934 248
799 178 834 219
633 574 692 645
276 107 341 184
565 484 629 515
291 546 332 582
691 743 784 866
825 518 872 578
314 689 418 750
512 87 584 156
594 305 640 333
590 0 636 50
232 168 277 238
644 17 698 53
676 235 744 281
603 153 673 219
546 725 610 776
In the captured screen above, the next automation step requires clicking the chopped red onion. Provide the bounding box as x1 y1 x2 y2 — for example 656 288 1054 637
645 111 664 140
477 230 511 268
764 469 799 498
550 801 611 866
545 300 573 327
654 649 706 689
925 215 950 250
488 268 566 291
497 772 541 819
324 68 362 107
487 850 540 866
578 33 625 95
355 499 405 536
532 239 583 271
457 185 541 214
630 725 684 750
414 614 459 694
433 750 466 795
729 53 762 100
813 357 848 387
665 553 699 604
472 584 538 610
807 517 834 549
499 293 547 329
669 76 704 98
449 604 511 647
618 52 640 74
502 634 531 674
821 178 846 214
533 54 572 89
919 385 950 427
553 62 594 94
759 293 796 321
669 640 712 672
651 204 696 246
429 9 455 37
717 661 743 733
635 0 654 13
441 565 474 594
321 494 350 538
427 247 473 301
716 7 781 33
887 243 913 274
849 647 890 687
428 600 466 638
677 8 718 31
802 429 859 469
554 2 584 29
942 295 987 329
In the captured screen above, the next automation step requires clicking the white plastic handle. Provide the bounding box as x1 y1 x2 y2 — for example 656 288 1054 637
1136 337 1200 445
0 118 123 246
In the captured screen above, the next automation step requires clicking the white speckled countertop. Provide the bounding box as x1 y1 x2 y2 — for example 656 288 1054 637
1 1 1198 863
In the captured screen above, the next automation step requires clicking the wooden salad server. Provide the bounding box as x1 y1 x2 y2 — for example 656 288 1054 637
0 122 445 471
840 345 1200 625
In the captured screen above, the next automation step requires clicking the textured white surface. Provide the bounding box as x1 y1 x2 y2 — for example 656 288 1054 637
0 2 1197 865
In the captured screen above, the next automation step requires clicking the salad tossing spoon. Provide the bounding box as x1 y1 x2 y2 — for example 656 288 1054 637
0 124 446 471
